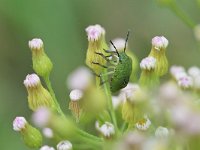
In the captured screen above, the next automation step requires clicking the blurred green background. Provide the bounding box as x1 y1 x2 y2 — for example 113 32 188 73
0 0 199 149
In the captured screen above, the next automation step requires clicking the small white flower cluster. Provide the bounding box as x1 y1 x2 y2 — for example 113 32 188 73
40 145 55 150
57 140 72 150
170 65 200 89
140 56 156 71
29 38 43 51
96 121 115 138
151 36 168 50
13 116 27 131
23 73 40 88
155 126 169 138
136 116 151 131
85 24 105 41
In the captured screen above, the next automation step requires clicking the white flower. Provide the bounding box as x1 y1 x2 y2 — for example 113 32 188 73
155 126 169 138
29 38 43 50
32 107 51 128
23 73 40 88
110 38 127 52
151 36 168 50
40 145 55 150
69 89 83 101
136 116 151 131
119 83 140 102
178 76 193 89
96 121 115 137
140 56 156 70
188 66 200 78
42 128 53 138
170 65 187 80
194 24 200 41
57 140 72 150
112 96 122 109
193 76 200 89
67 67 92 90
85 24 105 41
13 116 27 131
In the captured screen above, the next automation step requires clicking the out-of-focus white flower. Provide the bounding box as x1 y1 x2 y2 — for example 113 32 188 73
155 126 169 138
69 89 83 101
136 116 151 131
170 65 186 79
142 138 167 150
96 121 115 138
32 107 51 128
42 128 53 138
112 96 123 109
140 56 156 70
188 66 200 78
67 67 92 90
29 38 43 51
152 36 168 50
177 76 193 89
110 38 127 52
120 83 140 101
57 140 72 150
40 145 55 150
85 24 105 41
13 117 27 131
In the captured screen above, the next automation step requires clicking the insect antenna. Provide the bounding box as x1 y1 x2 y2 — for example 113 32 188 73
124 30 130 52
110 40 120 58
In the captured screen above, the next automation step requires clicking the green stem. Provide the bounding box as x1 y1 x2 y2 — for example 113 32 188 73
168 1 196 28
120 122 128 133
76 128 103 142
102 69 119 136
43 75 63 116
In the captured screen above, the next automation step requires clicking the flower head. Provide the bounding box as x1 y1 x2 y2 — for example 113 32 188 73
29 38 43 51
136 116 151 131
188 66 200 78
152 36 168 50
110 38 127 52
40 145 55 150
178 76 193 89
23 73 40 88
69 89 83 102
96 121 115 138
57 140 72 150
85 24 105 41
140 56 156 71
42 128 53 138
155 126 169 138
13 117 27 131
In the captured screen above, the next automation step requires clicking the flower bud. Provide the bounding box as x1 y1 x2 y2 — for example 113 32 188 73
85 24 108 75
139 56 159 88
177 76 193 89
135 116 151 131
13 116 42 148
40 145 55 150
24 74 56 111
69 89 83 122
42 128 54 138
96 121 115 138
57 140 73 150
149 36 169 76
29 38 53 77
155 126 169 138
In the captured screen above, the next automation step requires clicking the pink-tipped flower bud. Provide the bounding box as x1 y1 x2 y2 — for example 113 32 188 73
85 24 105 41
152 36 168 50
178 76 193 89
29 38 43 51
24 73 40 88
13 117 27 131
140 56 156 71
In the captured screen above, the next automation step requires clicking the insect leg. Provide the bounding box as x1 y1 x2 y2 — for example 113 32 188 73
92 62 108 68
94 52 111 62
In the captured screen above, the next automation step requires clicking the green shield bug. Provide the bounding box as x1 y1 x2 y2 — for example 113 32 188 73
92 31 132 93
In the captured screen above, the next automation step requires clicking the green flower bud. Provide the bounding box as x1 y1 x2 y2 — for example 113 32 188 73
148 36 169 76
24 73 56 111
13 117 42 148
85 24 108 75
139 56 159 88
29 38 53 77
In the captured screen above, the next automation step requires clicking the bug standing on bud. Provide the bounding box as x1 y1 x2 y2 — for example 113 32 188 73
93 31 132 93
